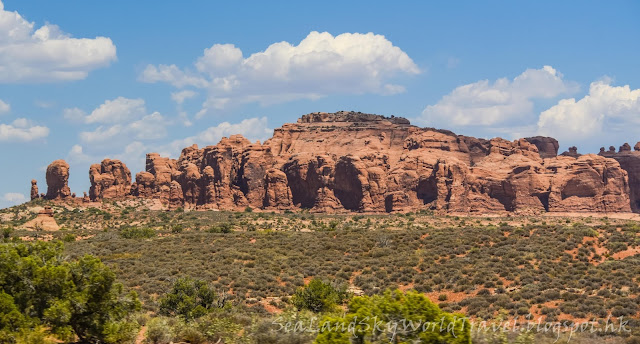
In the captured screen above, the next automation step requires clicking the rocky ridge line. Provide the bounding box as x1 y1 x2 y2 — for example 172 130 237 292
34 111 637 214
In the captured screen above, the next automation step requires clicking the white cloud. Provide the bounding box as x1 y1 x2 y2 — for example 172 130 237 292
66 142 148 182
171 90 198 104
67 144 92 164
140 64 208 88
80 111 168 144
63 107 87 121
84 97 146 124
61 97 170 168
537 79 640 143
3 192 25 204
128 112 168 140
0 117 48 142
79 124 124 144
420 66 578 128
195 43 243 75
165 117 271 156
113 141 147 169
63 97 171 181
0 1 116 83
141 31 419 116
0 99 9 113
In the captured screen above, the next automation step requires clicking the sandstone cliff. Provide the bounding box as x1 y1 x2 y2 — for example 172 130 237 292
599 143 640 212
40 111 636 213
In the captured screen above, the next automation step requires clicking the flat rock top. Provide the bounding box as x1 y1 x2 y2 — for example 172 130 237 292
298 111 411 126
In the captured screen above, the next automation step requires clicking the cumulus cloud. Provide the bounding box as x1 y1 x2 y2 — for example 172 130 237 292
420 66 578 129
84 97 146 124
171 90 198 104
165 117 272 156
140 31 419 116
140 65 208 88
63 107 87 121
61 96 170 171
62 97 168 147
537 79 640 143
0 1 116 82
0 99 9 113
3 192 25 204
66 144 92 164
79 112 168 145
0 118 49 142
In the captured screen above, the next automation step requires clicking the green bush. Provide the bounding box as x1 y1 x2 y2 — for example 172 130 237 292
159 277 221 321
119 226 155 239
145 317 173 344
207 223 232 233
291 278 346 313
62 233 76 242
0 241 140 343
171 224 184 233
315 289 470 344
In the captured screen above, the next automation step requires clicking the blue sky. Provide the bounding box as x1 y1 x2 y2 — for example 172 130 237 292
0 0 639 208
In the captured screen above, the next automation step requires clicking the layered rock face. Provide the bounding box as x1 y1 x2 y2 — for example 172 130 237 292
45 160 71 200
599 143 640 212
41 111 635 213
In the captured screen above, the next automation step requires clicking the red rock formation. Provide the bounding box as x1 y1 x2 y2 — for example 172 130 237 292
67 111 635 214
132 171 155 197
30 180 39 200
89 159 132 200
547 155 630 212
524 136 559 158
264 168 293 209
599 143 640 212
141 153 180 203
45 160 71 200
560 146 581 158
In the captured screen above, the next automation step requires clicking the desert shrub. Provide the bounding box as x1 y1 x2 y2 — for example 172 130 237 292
62 233 76 242
1 226 12 240
145 317 173 344
171 224 184 233
208 223 233 233
119 226 155 239
0 241 140 343
159 277 222 321
315 289 470 343
291 278 347 313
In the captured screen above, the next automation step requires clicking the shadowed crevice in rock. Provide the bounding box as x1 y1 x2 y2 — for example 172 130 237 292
416 177 437 206
283 156 326 210
334 157 366 211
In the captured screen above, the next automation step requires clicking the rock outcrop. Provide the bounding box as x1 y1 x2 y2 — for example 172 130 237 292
89 159 132 200
39 111 638 214
22 206 59 231
524 136 559 159
30 180 39 200
45 160 71 200
599 142 640 212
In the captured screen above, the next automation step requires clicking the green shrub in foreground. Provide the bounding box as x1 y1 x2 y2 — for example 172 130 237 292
291 278 347 313
0 241 140 343
159 277 222 321
315 289 470 344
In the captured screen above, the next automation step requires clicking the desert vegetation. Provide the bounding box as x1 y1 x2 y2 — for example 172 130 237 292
2 202 640 343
